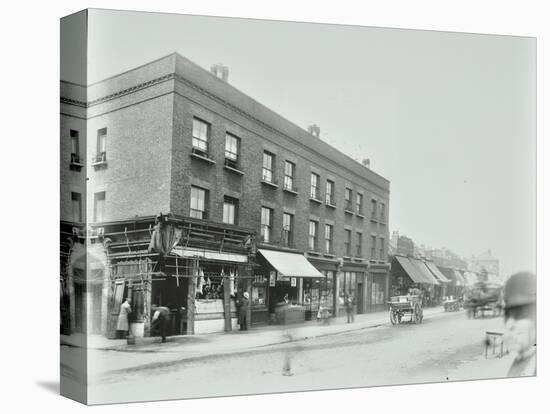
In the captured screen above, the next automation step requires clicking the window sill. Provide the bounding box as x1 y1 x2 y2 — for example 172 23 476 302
261 180 279 188
325 202 337 209
324 253 336 258
307 250 322 256
354 257 365 262
91 161 107 168
379 220 387 225
344 209 355 215
356 213 365 219
309 197 322 204
370 217 378 223
224 165 244 175
283 187 298 195
191 153 216 164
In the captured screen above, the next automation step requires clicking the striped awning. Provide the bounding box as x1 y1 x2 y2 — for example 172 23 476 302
409 258 440 285
425 261 451 283
394 256 437 285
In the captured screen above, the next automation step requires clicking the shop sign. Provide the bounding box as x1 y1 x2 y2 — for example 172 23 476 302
291 277 297 287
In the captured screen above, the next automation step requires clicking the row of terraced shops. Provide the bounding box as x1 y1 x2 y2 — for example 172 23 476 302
60 214 391 339
389 254 486 306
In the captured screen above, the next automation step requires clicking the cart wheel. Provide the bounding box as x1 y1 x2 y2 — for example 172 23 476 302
390 310 398 325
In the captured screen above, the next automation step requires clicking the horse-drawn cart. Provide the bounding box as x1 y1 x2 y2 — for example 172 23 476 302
388 294 424 325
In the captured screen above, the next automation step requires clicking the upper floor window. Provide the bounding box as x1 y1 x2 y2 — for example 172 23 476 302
93 191 106 222
356 232 363 257
262 152 275 183
71 192 82 222
370 235 377 259
283 213 294 247
223 196 238 225
283 161 296 191
325 180 335 205
224 133 240 168
324 224 334 254
356 193 364 215
310 173 320 200
371 199 377 220
344 229 352 256
190 186 208 220
379 237 385 260
261 207 273 242
345 188 353 211
95 128 107 163
192 118 210 156
70 130 80 162
308 220 319 251
380 203 386 222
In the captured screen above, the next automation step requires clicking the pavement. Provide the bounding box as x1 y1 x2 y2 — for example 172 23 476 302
62 306 460 376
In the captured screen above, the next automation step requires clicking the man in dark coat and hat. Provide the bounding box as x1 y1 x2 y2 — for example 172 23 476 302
237 292 249 331
503 272 536 377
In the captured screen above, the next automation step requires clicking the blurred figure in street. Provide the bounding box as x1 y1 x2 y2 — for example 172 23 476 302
503 272 536 377
116 297 132 339
151 304 170 343
346 292 354 323
237 292 249 331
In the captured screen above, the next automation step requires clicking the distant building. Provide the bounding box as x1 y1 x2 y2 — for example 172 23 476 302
470 250 500 280
390 231 415 257
426 247 468 270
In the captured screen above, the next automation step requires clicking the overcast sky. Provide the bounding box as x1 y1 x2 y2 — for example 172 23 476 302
62 9 536 277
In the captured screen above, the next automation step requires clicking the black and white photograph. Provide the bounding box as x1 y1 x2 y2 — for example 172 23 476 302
57 8 539 405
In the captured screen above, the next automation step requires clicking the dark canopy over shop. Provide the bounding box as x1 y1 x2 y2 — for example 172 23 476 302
394 256 437 285
425 261 451 283
258 249 324 278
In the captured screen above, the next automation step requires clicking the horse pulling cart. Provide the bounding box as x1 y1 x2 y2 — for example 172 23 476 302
388 294 424 325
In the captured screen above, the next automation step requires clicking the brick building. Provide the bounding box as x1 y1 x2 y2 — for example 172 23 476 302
60 53 391 337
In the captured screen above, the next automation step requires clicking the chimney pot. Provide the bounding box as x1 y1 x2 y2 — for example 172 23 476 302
362 158 371 168
307 124 320 138
210 63 229 81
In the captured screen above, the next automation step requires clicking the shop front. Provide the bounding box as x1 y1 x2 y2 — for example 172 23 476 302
391 255 439 306
256 249 325 324
366 263 390 313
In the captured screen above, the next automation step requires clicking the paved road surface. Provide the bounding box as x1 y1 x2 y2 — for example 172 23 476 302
84 311 512 404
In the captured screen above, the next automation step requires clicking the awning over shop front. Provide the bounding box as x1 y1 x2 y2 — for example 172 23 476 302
394 256 434 284
410 258 440 285
258 249 324 278
425 261 451 283
172 246 248 263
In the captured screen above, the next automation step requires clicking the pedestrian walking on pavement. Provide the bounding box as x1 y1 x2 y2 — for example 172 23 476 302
151 304 170 343
237 292 249 331
116 297 132 338
502 272 536 377
346 293 354 323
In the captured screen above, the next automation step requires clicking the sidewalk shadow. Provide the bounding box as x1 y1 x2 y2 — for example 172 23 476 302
36 380 59 395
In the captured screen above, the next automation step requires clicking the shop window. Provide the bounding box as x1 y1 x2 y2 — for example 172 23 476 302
261 207 273 242
190 186 208 220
